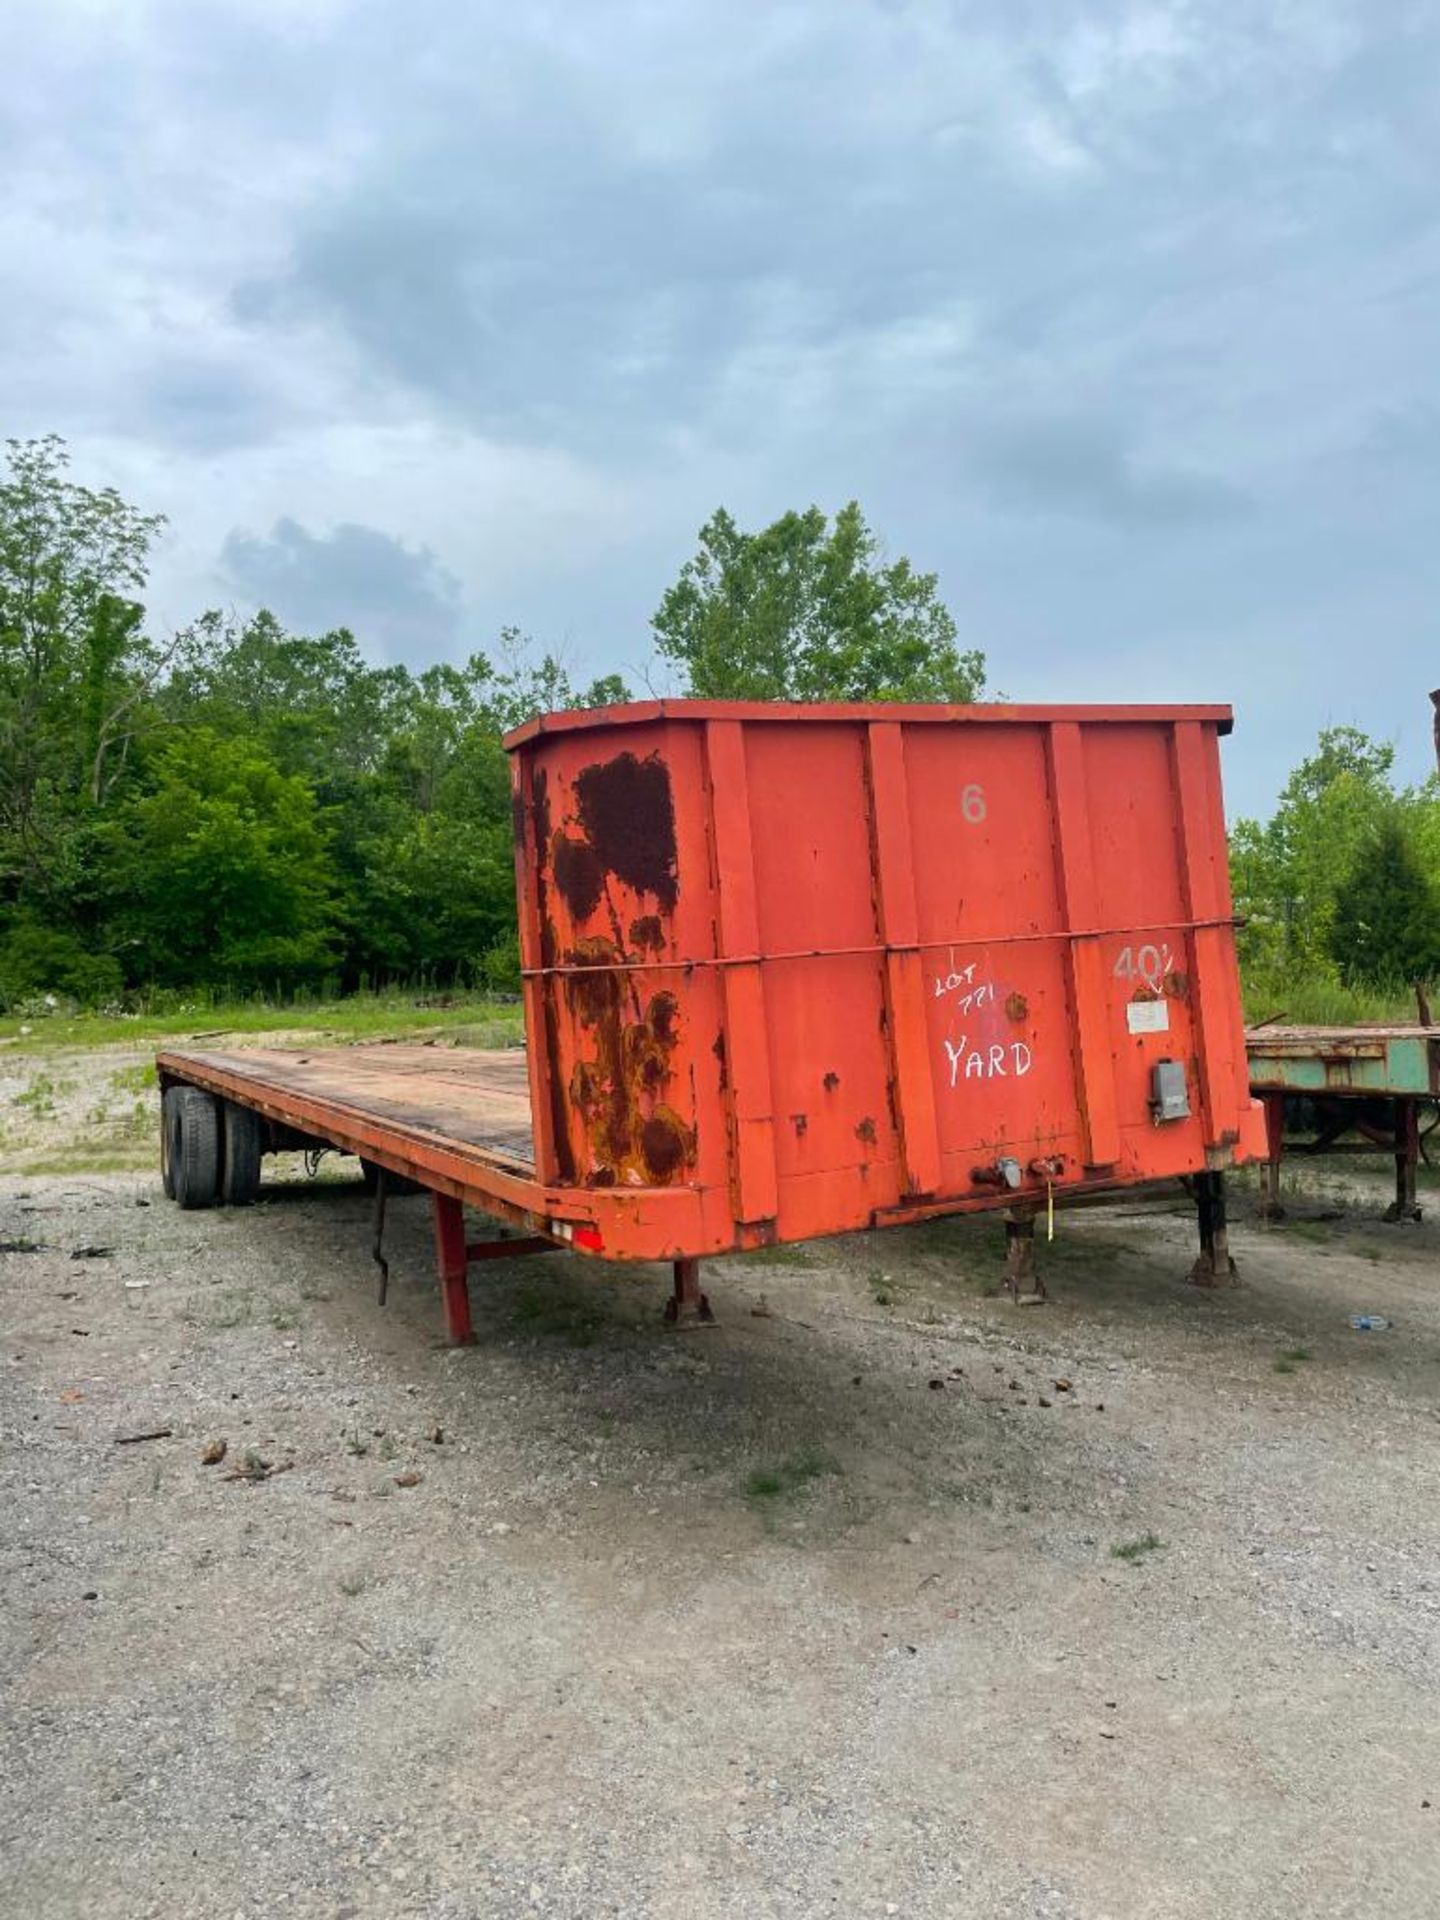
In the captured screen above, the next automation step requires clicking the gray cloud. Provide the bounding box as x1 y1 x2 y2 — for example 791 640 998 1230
222 518 464 665
967 414 1252 525
4 0 1440 813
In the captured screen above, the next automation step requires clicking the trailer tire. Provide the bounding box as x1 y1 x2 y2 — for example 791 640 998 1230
168 1087 220 1210
161 1087 178 1199
221 1101 264 1206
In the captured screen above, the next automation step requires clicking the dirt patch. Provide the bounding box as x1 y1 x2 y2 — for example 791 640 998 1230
3 1056 1440 1916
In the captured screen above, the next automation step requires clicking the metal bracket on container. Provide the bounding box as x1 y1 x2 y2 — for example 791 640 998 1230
972 1157 1023 1190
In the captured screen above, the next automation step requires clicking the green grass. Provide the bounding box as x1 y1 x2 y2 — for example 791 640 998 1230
191 1287 253 1329
1110 1532 1165 1563
18 1148 149 1175
1243 973 1426 1026
1277 1218 1335 1244
867 1268 897 1307
109 1061 158 1093
14 1073 60 1115
509 1282 611 1347
1273 1345 1312 1374
0 986 524 1054
744 1447 841 1503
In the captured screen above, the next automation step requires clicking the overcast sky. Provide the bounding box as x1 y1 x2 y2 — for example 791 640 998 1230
5 0 1437 815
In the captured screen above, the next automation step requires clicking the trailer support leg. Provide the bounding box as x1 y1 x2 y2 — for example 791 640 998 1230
664 1257 714 1328
432 1193 475 1346
1190 1170 1238 1286
372 1168 390 1305
1260 1092 1286 1221
1002 1208 1046 1303
1385 1099 1422 1223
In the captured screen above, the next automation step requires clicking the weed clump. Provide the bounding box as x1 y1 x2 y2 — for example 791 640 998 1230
1110 1532 1165 1564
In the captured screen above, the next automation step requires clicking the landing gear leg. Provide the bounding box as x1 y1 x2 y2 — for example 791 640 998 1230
1385 1099 1422 1223
1260 1092 1287 1221
432 1193 475 1346
1190 1170 1239 1286
1003 1207 1046 1303
664 1257 715 1328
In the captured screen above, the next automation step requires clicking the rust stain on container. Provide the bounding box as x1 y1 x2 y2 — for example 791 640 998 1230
573 751 678 910
855 1116 878 1146
647 991 679 1045
1005 991 1029 1022
563 938 694 1187
529 767 576 1183
529 764 551 847
640 1108 692 1181
823 1071 840 1092
552 832 607 921
630 914 666 953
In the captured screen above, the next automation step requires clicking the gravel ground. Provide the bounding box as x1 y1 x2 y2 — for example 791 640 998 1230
4 1073 1440 1917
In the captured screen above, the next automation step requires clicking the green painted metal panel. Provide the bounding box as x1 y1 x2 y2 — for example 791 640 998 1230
1246 1031 1436 1097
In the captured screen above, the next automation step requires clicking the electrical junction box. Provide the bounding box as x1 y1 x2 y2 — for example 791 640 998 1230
1151 1059 1190 1123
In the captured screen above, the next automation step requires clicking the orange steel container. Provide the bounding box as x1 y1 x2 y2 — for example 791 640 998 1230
505 701 1264 1256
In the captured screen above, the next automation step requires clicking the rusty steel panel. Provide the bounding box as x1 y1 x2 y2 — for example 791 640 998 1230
1245 1025 1440 1097
506 700 1265 1250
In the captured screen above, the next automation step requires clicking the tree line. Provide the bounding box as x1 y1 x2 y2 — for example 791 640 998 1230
4 434 1434 1014
0 437 981 1008
1231 726 1440 1006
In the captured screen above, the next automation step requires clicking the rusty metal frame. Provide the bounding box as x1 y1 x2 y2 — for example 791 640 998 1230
430 1192 557 1346
704 718 780 1229
1044 720 1121 1170
506 699 1236 749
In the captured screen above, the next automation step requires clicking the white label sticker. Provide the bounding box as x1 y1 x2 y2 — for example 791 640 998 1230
1126 998 1170 1035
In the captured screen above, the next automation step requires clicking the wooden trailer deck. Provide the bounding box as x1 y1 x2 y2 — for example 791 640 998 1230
158 1045 538 1168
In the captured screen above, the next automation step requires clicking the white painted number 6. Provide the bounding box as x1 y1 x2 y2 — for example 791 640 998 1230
961 783 986 824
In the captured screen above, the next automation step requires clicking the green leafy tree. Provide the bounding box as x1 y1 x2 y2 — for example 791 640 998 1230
0 432 637 1001
0 914 123 1010
1229 727 1403 977
482 625 629 734
1329 815 1440 987
652 502 984 703
336 639 628 987
343 658 514 983
0 437 170 897
110 729 338 988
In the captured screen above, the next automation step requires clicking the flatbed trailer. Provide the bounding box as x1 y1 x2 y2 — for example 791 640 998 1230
1246 1023 1440 1222
158 699 1266 1339
154 1043 626 1344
